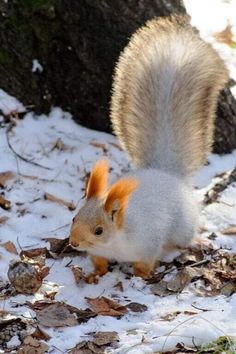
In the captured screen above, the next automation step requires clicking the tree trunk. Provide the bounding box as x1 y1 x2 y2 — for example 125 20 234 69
214 84 236 154
0 0 235 154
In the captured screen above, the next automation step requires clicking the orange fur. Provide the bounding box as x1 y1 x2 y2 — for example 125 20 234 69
104 178 139 228
86 160 109 199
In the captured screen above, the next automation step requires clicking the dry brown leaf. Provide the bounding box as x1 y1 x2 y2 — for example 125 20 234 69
8 260 49 294
214 24 236 45
19 336 49 354
87 341 104 353
20 247 49 260
0 216 9 224
158 342 198 353
51 138 67 151
71 265 85 284
175 249 204 265
0 241 18 254
86 296 128 317
167 267 202 292
90 141 108 153
151 280 172 297
160 310 198 321
69 332 118 353
36 303 78 327
220 282 236 296
28 301 96 324
92 331 119 346
0 171 14 187
69 342 100 354
126 302 148 313
0 195 11 210
44 192 76 210
32 326 51 341
222 226 236 235
20 247 49 268
44 237 69 254
113 281 124 292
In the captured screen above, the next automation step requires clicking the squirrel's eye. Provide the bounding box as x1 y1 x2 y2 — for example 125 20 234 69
94 226 103 236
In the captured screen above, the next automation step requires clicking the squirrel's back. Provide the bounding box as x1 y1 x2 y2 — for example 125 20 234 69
110 15 228 176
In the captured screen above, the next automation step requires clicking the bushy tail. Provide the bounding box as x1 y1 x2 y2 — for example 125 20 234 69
110 15 228 176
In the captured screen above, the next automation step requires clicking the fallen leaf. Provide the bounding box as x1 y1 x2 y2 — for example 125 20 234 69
167 267 201 292
69 332 119 353
28 301 96 324
113 281 124 292
0 195 11 210
69 341 101 354
151 280 172 297
20 247 49 260
87 341 104 353
0 171 14 187
92 331 119 346
51 138 67 151
71 265 85 284
44 192 76 210
126 302 148 313
220 282 236 296
221 226 236 235
0 216 9 224
32 326 51 341
175 249 204 265
0 241 18 255
36 303 78 327
90 141 108 153
214 24 236 46
160 311 181 321
18 336 49 354
8 260 49 294
86 296 128 317
45 237 70 254
160 310 198 321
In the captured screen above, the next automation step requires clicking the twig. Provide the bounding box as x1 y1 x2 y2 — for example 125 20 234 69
188 259 210 268
6 121 52 170
204 166 236 204
191 304 211 312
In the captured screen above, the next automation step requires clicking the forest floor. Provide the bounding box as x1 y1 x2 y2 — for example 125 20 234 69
0 0 236 353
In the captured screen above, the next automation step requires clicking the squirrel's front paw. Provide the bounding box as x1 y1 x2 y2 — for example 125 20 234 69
85 272 100 284
133 261 155 280
86 255 108 284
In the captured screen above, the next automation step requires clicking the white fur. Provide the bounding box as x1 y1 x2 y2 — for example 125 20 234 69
90 169 199 262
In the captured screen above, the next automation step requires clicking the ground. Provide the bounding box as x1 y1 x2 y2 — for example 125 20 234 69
0 1 236 353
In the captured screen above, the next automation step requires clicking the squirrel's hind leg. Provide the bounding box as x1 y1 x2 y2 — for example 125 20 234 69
86 255 108 284
133 260 156 279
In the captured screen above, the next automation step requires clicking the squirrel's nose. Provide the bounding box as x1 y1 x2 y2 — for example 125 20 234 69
69 240 78 248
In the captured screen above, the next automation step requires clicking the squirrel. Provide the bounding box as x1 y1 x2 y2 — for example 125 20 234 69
69 15 228 283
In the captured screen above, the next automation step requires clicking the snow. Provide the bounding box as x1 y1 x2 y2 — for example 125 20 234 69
0 106 235 353
6 336 21 349
0 89 25 116
0 1 236 353
32 59 44 73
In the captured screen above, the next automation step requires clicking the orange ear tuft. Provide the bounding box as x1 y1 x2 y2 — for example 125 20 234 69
104 177 139 228
86 160 109 199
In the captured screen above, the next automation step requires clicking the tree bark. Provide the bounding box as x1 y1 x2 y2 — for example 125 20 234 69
214 84 236 154
0 0 235 154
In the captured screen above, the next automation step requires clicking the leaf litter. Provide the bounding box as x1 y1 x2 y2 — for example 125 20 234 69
0 101 236 353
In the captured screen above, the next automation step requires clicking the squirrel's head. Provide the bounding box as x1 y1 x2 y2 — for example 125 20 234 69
69 160 138 251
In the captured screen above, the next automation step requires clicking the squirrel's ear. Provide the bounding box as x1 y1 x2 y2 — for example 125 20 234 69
86 160 109 199
104 177 139 228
